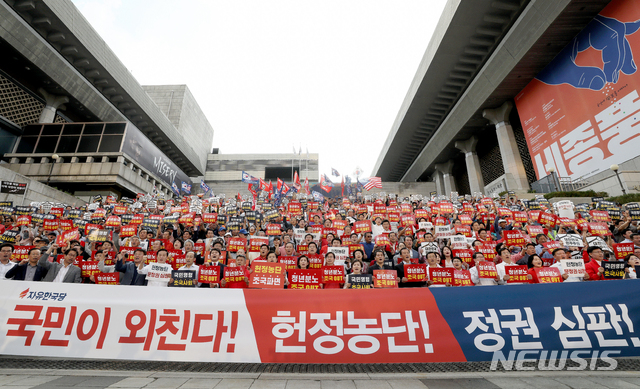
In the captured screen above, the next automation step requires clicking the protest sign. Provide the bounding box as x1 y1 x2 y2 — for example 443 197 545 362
535 267 563 283
353 220 372 234
322 266 345 283
278 256 298 270
477 261 497 279
373 269 398 288
454 270 473 286
405 264 427 282
171 270 197 287
288 269 321 289
506 265 529 283
250 262 285 289
198 265 221 284
80 261 100 278
603 261 626 279
94 272 119 285
429 267 453 285
560 259 586 278
11 246 34 262
224 266 247 284
504 230 526 246
347 274 373 289
613 243 635 260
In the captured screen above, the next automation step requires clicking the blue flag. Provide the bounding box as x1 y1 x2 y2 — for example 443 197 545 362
171 182 180 196
200 180 210 194
242 171 259 184
181 181 191 194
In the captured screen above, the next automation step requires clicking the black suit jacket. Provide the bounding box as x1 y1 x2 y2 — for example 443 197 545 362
5 263 48 281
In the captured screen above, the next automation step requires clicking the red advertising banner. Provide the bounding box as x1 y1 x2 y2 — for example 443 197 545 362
405 264 427 282
322 266 345 283
287 269 321 289
535 267 563 283
514 0 640 180
249 262 286 289
428 267 454 285
94 272 119 284
506 265 529 283
373 270 398 288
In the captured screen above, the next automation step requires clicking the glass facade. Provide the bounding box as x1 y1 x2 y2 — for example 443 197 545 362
14 122 126 154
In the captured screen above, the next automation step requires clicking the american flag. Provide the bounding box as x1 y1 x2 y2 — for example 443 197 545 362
364 177 382 191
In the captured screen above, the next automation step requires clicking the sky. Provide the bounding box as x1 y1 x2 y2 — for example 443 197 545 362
70 0 447 182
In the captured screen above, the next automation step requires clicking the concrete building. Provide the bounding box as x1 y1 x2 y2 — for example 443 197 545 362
373 0 640 197
0 0 214 199
204 152 319 197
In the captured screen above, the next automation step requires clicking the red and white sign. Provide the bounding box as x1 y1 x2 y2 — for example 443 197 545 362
249 263 285 289
535 267 563 283
506 265 529 283
373 270 397 288
287 269 321 289
476 261 497 279
428 268 453 285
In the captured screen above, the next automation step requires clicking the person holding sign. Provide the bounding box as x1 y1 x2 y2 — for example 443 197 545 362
138 249 173 287
344 260 372 289
495 247 523 285
585 246 607 281
175 251 199 286
526 254 545 283
548 248 588 282
396 248 427 288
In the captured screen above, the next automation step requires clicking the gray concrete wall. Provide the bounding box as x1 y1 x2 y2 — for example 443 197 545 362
0 163 86 206
143 85 214 164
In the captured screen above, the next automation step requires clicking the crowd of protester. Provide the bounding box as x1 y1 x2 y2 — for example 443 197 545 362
0 189 638 289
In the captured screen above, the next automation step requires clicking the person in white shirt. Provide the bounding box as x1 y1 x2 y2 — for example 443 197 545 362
177 251 200 286
138 248 172 287
469 252 500 285
496 247 523 285
0 244 16 280
549 248 589 282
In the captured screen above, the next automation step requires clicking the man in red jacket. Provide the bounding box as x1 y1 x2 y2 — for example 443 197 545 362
585 246 606 281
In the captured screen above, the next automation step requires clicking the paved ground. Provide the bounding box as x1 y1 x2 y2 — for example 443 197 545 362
0 370 638 389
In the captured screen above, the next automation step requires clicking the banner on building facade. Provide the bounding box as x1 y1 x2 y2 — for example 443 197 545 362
515 0 640 180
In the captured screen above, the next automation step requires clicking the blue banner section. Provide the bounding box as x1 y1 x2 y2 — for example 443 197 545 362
430 281 640 362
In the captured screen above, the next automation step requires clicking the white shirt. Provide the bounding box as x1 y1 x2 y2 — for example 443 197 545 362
0 261 16 280
53 264 71 283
